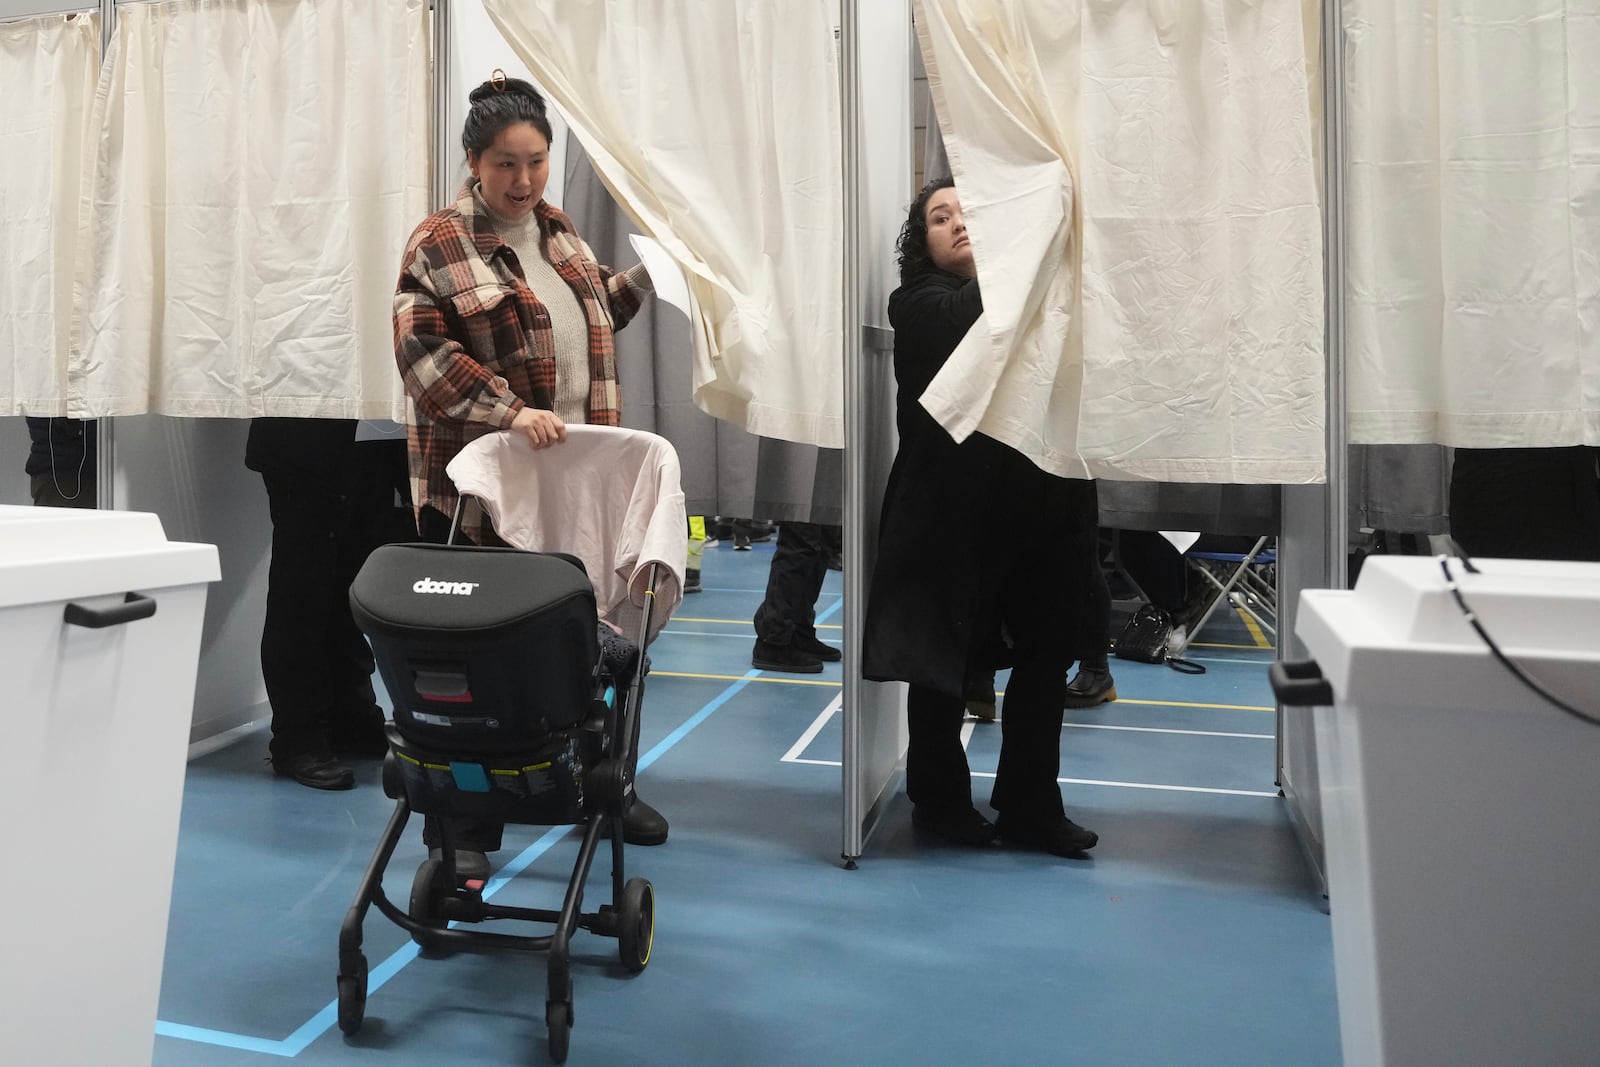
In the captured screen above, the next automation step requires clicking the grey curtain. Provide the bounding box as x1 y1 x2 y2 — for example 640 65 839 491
561 135 839 524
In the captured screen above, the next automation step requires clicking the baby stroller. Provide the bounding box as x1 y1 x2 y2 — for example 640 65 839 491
335 426 687 1063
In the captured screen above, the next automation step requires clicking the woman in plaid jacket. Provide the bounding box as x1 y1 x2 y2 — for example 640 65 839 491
392 75 662 872
394 75 652 546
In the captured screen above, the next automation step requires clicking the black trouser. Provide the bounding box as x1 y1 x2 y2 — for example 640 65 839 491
31 472 96 508
906 655 1067 819
753 522 841 645
1450 447 1600 562
259 438 410 760
1078 552 1111 671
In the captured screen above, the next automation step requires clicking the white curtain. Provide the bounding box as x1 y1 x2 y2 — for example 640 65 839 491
71 0 430 419
1345 0 1600 447
915 0 1326 483
482 0 845 449
0 14 98 416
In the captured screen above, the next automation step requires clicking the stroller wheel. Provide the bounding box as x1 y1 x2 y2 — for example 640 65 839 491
336 952 367 1034
546 999 572 1063
409 858 449 950
616 878 655 974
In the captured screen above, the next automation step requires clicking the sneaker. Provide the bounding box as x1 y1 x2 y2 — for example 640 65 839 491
751 639 824 674
795 632 842 662
996 814 1099 856
734 533 752 550
684 567 702 594
911 804 998 846
1063 667 1117 709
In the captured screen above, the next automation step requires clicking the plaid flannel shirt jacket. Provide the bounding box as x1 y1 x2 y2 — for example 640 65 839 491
393 183 646 540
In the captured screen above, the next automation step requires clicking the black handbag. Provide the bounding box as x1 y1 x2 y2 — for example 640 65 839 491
1113 604 1206 675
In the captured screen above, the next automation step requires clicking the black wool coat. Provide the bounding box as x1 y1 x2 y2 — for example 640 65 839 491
861 268 1098 698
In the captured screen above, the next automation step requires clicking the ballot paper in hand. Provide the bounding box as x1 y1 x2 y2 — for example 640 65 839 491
627 233 691 320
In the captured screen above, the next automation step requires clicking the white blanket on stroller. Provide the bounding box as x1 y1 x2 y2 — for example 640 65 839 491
446 426 688 642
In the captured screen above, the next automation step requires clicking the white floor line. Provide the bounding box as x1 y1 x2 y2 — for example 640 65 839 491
970 771 1279 798
781 693 842 763
981 715 1273 740
791 758 1277 798
1064 723 1273 740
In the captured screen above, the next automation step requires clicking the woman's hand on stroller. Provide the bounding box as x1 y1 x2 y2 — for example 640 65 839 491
512 407 567 449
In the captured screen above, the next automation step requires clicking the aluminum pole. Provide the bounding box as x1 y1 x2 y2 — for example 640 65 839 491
95 0 116 510
1322 0 1349 594
839 0 865 867
431 0 451 211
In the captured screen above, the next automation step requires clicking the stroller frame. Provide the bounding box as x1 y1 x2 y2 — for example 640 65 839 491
335 500 661 1063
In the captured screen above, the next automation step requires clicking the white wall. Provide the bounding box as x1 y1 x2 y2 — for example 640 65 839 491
0 1 89 18
0 418 36 506
114 417 273 742
447 0 568 207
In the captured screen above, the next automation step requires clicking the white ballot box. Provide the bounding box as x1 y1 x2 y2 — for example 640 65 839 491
0 506 220 1066
1275 556 1600 1067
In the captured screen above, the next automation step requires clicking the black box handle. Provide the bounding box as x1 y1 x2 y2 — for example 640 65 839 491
1269 659 1334 706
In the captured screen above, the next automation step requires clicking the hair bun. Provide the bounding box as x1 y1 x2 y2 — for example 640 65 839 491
469 75 547 112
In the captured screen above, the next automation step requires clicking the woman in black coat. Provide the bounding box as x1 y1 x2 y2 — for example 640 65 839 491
863 177 1100 857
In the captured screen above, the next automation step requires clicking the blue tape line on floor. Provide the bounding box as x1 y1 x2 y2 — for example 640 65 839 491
155 669 763 1057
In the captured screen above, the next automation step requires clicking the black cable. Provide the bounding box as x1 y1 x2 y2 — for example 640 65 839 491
1438 554 1600 729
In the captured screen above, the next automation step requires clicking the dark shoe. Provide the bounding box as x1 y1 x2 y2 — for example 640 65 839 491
997 814 1099 856
684 567 702 594
911 804 997 846
271 750 355 790
796 632 842 662
429 847 490 882
733 533 752 550
964 670 997 722
752 639 823 674
623 795 669 846
1063 668 1117 709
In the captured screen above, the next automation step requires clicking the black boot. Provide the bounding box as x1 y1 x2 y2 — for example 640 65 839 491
752 639 823 674
623 793 669 846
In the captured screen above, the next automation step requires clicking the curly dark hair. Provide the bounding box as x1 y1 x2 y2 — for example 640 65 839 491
895 175 957 283
462 77 553 159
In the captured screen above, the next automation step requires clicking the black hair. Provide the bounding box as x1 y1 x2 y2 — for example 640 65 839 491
461 77 553 159
895 175 957 283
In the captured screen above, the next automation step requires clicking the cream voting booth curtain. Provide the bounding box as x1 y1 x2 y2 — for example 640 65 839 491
915 0 1326 483
482 0 845 449
71 0 430 418
1344 1 1600 447
1 14 98 416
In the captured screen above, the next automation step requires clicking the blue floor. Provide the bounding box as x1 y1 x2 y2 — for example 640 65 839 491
153 540 1340 1066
